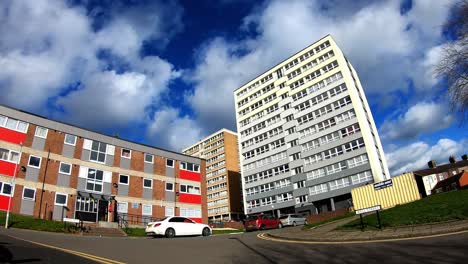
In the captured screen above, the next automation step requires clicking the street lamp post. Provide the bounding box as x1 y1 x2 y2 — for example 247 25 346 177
5 143 23 229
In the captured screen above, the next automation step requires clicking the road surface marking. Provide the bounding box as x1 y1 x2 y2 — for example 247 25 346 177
6 235 125 264
257 229 468 244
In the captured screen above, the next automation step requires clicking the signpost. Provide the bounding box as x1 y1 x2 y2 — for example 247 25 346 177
355 205 382 230
373 179 393 191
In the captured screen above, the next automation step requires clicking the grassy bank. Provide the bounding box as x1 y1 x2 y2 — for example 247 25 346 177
0 211 72 233
339 189 468 230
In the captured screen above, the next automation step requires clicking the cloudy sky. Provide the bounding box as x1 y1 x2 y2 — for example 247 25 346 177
0 0 466 175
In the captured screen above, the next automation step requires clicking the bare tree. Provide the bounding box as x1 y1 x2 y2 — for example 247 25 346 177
435 0 468 123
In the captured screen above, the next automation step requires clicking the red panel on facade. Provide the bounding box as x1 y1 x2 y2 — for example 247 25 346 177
0 160 17 177
0 127 27 145
179 170 201 182
191 218 202 223
0 195 12 211
179 193 201 204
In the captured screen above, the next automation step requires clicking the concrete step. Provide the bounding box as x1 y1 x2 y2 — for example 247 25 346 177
81 227 127 237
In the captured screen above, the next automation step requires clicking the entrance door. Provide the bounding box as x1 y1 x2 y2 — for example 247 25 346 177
98 200 108 222
75 197 98 222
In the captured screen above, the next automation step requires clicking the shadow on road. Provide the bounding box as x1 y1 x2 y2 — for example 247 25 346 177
229 237 277 264
0 242 41 263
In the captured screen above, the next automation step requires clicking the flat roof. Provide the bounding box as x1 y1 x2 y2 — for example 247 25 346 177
0 103 204 163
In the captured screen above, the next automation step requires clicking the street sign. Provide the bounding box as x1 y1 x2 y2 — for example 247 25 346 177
355 205 381 215
355 205 383 230
373 179 393 191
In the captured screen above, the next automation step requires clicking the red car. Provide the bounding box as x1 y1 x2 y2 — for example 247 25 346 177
243 214 281 231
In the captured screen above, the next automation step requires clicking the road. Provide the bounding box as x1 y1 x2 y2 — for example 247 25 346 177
1 228 467 264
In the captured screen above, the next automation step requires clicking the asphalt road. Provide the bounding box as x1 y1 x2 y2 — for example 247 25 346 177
0 232 97 264
1 228 467 264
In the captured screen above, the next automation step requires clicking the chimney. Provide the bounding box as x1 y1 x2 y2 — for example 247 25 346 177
428 160 436 168
449 156 456 164
462 154 467 161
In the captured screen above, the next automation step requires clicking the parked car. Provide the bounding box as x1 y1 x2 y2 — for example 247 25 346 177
279 214 308 227
243 214 281 231
145 216 212 238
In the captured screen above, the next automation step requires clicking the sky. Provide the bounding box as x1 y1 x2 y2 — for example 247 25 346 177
0 0 466 175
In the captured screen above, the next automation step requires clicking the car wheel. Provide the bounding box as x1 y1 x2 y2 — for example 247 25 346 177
165 228 175 238
293 221 297 227
202 227 211 237
278 223 283 229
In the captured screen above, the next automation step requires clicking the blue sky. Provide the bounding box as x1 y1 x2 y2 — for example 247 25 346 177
0 0 466 175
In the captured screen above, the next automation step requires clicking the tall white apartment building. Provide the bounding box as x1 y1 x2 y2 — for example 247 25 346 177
234 35 390 216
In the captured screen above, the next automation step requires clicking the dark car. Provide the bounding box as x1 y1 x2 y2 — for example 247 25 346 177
243 214 281 231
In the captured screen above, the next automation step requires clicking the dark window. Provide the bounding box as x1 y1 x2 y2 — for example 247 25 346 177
23 188 35 200
28 156 41 168
143 179 152 188
119 175 129 184
166 159 174 167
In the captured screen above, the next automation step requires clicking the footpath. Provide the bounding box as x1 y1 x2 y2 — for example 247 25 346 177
266 216 468 242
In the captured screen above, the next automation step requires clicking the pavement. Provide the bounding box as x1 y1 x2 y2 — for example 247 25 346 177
265 216 468 242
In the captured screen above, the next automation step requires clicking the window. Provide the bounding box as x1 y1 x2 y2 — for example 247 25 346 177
28 155 41 168
0 182 13 196
165 206 174 216
55 193 67 206
329 178 350 190
295 195 308 204
143 178 152 189
165 182 174 191
293 181 305 189
119 174 129 185
90 141 107 163
59 162 72 175
121 148 131 159
117 202 128 213
166 159 174 167
309 183 328 195
144 153 153 163
64 134 77 146
35 126 48 138
86 168 103 192
0 148 20 163
22 187 36 200
0 116 28 133
142 204 152 216
180 162 199 172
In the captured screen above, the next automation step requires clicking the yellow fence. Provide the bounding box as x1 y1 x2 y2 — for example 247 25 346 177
351 173 421 210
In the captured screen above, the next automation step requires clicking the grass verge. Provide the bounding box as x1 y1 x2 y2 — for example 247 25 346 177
0 211 73 233
212 229 244 235
302 212 355 230
338 189 468 230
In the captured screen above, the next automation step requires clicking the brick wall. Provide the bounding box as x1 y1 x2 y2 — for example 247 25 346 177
45 130 64 154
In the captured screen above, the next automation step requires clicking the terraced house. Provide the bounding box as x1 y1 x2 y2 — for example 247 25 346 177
234 35 390 216
182 129 243 221
0 105 207 225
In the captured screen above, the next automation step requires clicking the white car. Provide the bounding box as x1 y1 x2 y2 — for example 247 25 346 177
145 216 212 238
279 214 308 227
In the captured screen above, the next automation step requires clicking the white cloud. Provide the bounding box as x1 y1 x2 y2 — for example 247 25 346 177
380 101 453 141
0 0 183 131
386 138 467 175
182 0 456 139
147 108 203 151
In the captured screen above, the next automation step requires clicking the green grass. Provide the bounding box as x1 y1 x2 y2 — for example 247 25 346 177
123 227 147 237
212 229 244 235
0 211 74 233
339 189 468 230
302 212 355 229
